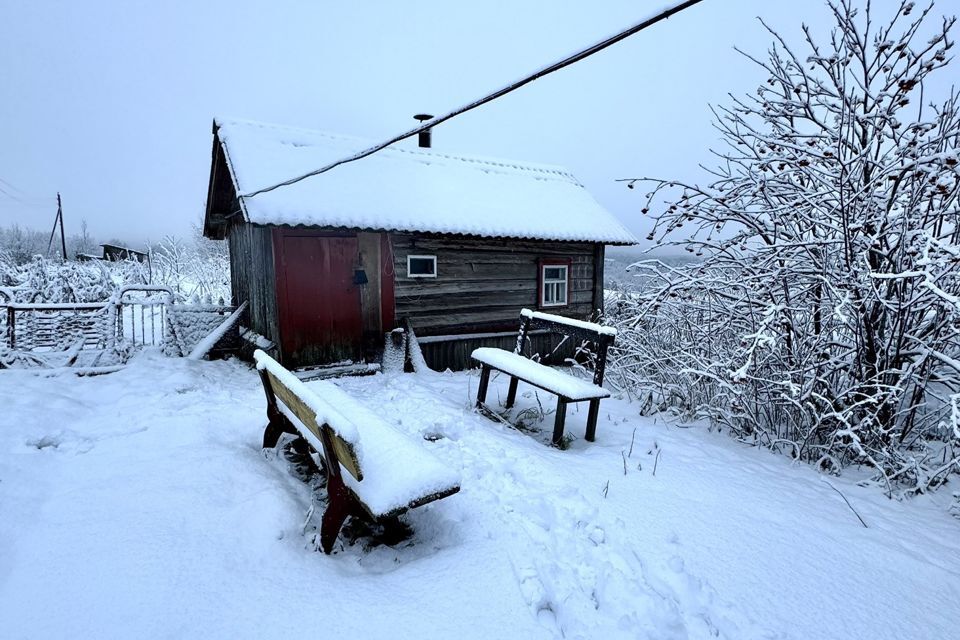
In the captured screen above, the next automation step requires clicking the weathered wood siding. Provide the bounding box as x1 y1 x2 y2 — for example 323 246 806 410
390 233 600 336
228 222 279 347
418 330 576 371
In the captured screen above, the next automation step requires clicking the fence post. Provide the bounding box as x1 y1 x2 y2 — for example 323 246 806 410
7 307 14 349
515 314 531 355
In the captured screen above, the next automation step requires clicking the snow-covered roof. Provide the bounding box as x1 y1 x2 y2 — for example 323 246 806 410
211 118 637 245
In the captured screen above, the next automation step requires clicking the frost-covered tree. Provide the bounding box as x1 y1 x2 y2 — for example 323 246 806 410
188 224 230 303
619 0 959 494
149 231 230 302
0 224 46 265
70 219 97 257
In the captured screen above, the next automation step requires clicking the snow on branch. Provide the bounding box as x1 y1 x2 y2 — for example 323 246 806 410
611 0 960 496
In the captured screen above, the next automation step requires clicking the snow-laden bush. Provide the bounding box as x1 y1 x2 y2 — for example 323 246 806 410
615 1 960 495
19 255 116 303
0 231 230 306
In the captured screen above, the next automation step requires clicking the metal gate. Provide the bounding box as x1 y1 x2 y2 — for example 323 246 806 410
115 285 174 347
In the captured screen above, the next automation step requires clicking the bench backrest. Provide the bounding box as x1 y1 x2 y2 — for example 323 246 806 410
514 309 616 387
256 351 364 483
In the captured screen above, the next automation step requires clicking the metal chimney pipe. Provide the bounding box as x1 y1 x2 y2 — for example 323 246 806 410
414 114 433 148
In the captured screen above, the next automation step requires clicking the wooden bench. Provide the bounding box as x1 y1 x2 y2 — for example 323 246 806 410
471 309 616 446
254 349 460 554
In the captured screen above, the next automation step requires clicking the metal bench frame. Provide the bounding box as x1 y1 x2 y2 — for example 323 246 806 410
474 311 615 446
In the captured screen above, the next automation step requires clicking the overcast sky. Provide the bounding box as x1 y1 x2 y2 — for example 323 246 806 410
0 0 951 249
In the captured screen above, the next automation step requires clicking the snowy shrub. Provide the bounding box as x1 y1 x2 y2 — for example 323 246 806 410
615 1 960 495
19 255 116 303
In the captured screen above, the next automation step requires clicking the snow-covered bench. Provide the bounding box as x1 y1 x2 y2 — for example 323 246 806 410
471 309 616 446
253 350 460 554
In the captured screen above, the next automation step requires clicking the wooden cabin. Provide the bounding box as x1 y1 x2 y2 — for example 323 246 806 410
202 118 636 370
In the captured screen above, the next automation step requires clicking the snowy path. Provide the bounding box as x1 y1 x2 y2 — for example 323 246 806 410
331 372 769 638
2 353 958 639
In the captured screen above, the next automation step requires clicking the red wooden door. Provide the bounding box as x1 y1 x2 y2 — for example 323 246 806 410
276 231 362 366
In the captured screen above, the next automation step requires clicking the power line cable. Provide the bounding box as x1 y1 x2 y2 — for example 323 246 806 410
0 177 56 204
239 0 707 201
0 176 27 195
0 199 57 210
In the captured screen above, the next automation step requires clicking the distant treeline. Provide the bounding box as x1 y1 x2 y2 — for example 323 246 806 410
0 221 128 264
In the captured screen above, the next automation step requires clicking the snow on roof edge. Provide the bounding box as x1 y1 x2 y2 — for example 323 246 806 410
213 117 639 246
243 221 637 246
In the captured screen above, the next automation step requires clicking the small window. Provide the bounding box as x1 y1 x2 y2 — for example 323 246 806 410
407 254 437 278
540 262 569 307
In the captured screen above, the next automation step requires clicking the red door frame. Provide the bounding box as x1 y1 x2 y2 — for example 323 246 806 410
272 227 363 365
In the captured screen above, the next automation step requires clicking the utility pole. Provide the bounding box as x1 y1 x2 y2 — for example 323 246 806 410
57 193 66 262
46 193 68 261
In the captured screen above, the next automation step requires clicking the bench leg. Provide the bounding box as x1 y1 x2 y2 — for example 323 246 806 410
319 477 355 555
262 409 296 449
585 399 601 442
552 398 568 446
476 365 491 408
263 419 286 449
505 376 519 409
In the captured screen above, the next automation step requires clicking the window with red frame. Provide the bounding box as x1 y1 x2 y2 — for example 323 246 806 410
539 259 570 308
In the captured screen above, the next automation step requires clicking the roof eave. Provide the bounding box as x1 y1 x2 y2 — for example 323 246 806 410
203 121 247 240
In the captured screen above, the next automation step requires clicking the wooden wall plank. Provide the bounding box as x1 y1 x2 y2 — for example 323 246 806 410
228 222 279 346
390 231 601 339
419 331 577 371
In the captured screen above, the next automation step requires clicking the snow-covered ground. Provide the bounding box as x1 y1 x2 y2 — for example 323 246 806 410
1 352 958 639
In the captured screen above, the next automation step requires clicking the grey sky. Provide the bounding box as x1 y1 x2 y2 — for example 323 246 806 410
0 0 949 249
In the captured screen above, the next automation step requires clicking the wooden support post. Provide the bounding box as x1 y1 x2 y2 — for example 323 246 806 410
592 244 605 316
476 365 491 407
505 376 519 409
585 398 600 442
552 398 568 446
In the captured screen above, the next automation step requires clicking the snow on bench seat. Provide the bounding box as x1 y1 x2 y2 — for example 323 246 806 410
302 379 460 517
255 350 460 519
471 347 610 401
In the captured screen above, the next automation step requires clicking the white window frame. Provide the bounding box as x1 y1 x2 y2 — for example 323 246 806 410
407 254 438 278
540 263 569 307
